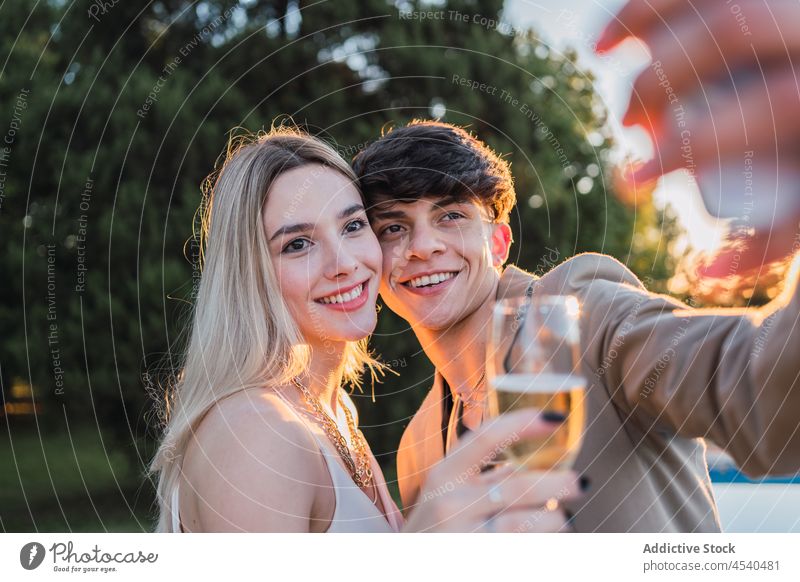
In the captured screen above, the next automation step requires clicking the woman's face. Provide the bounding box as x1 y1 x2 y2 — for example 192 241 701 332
264 164 382 350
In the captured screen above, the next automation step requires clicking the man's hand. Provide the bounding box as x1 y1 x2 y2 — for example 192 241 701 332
598 0 800 275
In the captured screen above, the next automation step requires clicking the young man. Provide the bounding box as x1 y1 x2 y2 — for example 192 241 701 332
352 121 800 532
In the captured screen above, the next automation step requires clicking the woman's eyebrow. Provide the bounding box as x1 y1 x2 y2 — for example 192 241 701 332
269 204 365 242
269 222 313 242
338 203 365 219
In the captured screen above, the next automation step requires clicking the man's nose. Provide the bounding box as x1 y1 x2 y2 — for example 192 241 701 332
404 224 446 261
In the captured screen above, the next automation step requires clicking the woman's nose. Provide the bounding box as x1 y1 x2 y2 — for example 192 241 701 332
323 246 359 279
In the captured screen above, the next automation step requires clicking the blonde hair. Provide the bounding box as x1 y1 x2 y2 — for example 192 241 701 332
148 126 381 532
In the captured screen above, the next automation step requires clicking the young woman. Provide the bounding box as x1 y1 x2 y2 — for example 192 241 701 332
149 127 582 532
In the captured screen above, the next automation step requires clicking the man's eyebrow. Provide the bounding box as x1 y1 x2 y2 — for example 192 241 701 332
269 204 365 242
437 196 468 207
370 207 408 220
369 197 472 220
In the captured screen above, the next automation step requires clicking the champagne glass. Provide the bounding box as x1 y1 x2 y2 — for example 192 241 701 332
485 295 586 471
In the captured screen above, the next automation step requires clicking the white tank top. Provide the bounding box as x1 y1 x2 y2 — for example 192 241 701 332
171 390 403 533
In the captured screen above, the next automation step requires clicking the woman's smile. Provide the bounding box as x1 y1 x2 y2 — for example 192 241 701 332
315 278 372 311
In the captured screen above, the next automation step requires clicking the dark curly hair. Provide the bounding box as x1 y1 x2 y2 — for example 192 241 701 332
352 120 516 223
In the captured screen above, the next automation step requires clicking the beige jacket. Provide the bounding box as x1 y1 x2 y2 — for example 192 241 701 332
397 253 800 532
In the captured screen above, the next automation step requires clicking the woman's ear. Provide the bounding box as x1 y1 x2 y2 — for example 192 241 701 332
490 222 513 267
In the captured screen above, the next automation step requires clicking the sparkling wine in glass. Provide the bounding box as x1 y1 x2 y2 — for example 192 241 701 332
486 295 586 470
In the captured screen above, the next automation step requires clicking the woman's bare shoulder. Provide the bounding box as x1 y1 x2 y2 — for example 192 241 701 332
181 387 327 532
189 388 314 450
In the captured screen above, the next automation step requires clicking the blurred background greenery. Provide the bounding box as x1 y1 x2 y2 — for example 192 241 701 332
1 0 680 531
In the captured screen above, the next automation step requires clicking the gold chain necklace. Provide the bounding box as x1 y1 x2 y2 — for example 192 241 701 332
292 378 374 489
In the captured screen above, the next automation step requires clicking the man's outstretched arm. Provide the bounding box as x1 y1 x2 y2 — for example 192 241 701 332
536 253 800 477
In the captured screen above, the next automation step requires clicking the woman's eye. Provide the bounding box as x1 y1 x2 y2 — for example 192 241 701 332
443 211 464 221
283 238 311 253
344 218 367 234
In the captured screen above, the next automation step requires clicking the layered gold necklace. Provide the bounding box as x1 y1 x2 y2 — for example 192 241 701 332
292 378 374 489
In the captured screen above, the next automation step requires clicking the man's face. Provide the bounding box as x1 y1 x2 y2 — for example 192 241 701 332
369 196 510 331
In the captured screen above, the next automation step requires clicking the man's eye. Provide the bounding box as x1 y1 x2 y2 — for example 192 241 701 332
283 238 311 253
443 211 464 221
380 224 404 237
344 218 368 234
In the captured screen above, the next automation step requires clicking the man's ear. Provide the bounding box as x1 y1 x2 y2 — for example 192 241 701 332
490 222 512 267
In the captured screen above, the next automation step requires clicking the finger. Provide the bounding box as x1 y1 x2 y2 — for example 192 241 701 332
432 408 561 482
480 506 569 533
697 219 800 279
447 470 582 524
624 5 738 128
625 3 800 127
631 67 800 183
474 469 584 510
477 462 517 483
596 0 692 53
